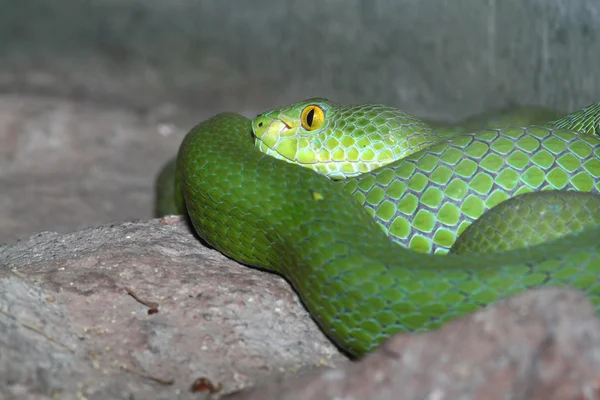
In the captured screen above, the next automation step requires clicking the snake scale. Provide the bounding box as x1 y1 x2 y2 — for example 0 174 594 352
156 98 600 357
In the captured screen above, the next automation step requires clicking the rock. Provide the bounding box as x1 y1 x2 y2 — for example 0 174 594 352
227 288 600 400
3 219 600 399
0 217 345 399
0 94 219 246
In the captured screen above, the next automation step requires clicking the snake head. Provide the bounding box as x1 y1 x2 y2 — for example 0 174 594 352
252 97 333 172
252 98 440 180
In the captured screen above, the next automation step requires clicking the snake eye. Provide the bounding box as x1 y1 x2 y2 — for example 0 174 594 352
301 105 325 131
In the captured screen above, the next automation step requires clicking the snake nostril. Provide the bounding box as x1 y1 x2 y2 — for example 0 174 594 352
258 122 263 127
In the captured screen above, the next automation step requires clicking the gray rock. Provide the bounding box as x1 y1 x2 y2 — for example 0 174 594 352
0 217 345 399
0 94 242 245
225 288 600 400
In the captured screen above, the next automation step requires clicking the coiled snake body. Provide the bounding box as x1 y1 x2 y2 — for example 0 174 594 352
157 99 600 357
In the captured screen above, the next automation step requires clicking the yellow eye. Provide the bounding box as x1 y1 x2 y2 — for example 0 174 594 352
301 105 325 131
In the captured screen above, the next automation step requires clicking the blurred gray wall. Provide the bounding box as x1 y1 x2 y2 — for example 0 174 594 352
1 0 599 120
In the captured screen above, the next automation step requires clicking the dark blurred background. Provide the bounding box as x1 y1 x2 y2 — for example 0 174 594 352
1 0 600 244
2 0 599 120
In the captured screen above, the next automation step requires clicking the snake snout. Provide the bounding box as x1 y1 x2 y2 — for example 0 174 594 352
252 117 293 149
252 115 271 140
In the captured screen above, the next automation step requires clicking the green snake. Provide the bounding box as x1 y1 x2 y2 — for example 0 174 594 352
156 98 600 357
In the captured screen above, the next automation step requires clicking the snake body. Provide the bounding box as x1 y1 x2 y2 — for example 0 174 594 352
160 99 600 357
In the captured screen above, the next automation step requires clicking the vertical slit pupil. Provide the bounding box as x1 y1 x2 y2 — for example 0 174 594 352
307 108 315 126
